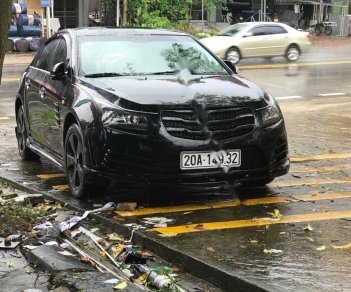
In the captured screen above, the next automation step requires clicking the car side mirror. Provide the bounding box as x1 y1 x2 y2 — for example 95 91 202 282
224 60 237 74
51 62 67 80
243 32 253 38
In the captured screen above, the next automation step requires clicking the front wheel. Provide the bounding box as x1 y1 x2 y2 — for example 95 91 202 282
225 47 241 64
285 45 300 62
64 123 89 198
325 26 332 35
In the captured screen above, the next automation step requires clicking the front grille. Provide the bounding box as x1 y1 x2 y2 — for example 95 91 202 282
161 107 255 141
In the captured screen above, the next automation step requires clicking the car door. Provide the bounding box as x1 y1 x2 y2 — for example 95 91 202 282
40 37 70 157
264 25 289 56
25 39 60 147
239 25 270 57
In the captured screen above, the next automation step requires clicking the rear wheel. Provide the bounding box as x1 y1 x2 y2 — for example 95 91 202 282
315 25 322 36
325 26 332 35
64 124 89 198
225 47 241 64
16 105 40 161
285 45 300 62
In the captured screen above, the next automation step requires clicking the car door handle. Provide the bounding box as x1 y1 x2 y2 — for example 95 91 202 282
39 87 46 99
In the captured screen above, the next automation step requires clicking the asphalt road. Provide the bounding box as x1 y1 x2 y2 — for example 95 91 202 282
1 41 351 291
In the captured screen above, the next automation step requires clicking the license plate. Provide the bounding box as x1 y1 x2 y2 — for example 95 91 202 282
180 150 241 170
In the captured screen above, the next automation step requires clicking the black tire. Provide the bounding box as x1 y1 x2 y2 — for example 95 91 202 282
325 26 332 35
285 45 300 62
16 105 40 161
225 47 241 64
315 25 322 36
64 123 89 198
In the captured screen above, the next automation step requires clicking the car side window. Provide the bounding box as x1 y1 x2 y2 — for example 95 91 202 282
269 26 288 34
34 39 60 71
250 26 269 36
52 39 67 67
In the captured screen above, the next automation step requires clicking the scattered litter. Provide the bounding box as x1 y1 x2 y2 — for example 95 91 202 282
90 228 99 233
108 234 124 242
331 243 351 249
104 278 120 284
306 237 315 242
142 217 174 228
264 248 284 254
114 281 128 290
58 250 75 257
6 260 14 268
316 245 326 251
23 245 39 250
116 202 137 211
0 236 22 249
206 247 215 252
124 223 146 230
304 224 314 232
25 266 32 274
183 211 192 215
279 232 286 235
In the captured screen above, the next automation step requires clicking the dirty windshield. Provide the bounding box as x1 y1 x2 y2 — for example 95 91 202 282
79 35 228 77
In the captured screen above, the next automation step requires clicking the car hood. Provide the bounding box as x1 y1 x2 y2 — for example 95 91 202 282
79 74 266 111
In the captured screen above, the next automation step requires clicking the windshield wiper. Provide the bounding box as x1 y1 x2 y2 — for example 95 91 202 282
84 72 129 78
139 70 177 75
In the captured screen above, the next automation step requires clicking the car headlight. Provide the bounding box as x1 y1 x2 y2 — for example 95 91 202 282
260 92 282 127
102 109 148 132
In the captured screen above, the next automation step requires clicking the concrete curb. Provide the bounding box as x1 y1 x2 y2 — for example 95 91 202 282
0 173 267 292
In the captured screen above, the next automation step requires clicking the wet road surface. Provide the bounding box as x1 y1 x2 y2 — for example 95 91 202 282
1 42 351 291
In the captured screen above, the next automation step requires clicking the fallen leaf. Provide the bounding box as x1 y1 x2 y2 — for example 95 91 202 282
114 281 128 290
113 245 124 258
249 239 259 244
279 232 286 235
99 251 106 257
304 224 313 232
316 245 326 251
311 193 318 197
25 266 32 274
331 243 351 249
55 201 62 209
207 247 215 252
108 234 124 241
6 260 14 268
306 237 315 242
267 208 282 219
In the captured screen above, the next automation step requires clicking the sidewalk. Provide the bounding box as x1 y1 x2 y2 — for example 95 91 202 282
309 35 351 46
4 52 36 65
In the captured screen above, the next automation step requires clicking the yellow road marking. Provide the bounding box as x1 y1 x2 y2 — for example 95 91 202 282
116 199 241 217
291 164 351 173
2 77 20 82
242 192 351 205
116 192 351 217
238 60 351 70
291 153 351 162
152 210 351 236
37 173 66 179
268 177 351 188
52 184 69 191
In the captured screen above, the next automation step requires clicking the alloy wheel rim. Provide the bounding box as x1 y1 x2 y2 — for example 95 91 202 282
16 110 26 153
288 48 299 61
227 50 239 64
66 133 83 191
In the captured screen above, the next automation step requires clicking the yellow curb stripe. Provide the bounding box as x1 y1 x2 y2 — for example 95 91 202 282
268 178 351 188
2 77 20 82
116 192 351 217
291 164 351 173
238 60 351 70
37 173 66 179
52 184 70 191
291 153 351 162
152 210 351 236
116 199 241 217
242 192 351 205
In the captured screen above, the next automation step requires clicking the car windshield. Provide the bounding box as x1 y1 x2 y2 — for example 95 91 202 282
218 23 251 36
78 34 228 77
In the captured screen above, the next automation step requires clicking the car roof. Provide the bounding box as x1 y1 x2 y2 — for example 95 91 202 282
60 27 189 38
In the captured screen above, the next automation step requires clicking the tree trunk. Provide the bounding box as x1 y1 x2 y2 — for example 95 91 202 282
0 0 12 85
122 0 128 26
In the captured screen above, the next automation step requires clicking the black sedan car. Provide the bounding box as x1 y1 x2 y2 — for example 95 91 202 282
15 28 289 198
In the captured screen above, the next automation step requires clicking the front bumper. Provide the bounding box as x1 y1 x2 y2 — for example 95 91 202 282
85 118 289 192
